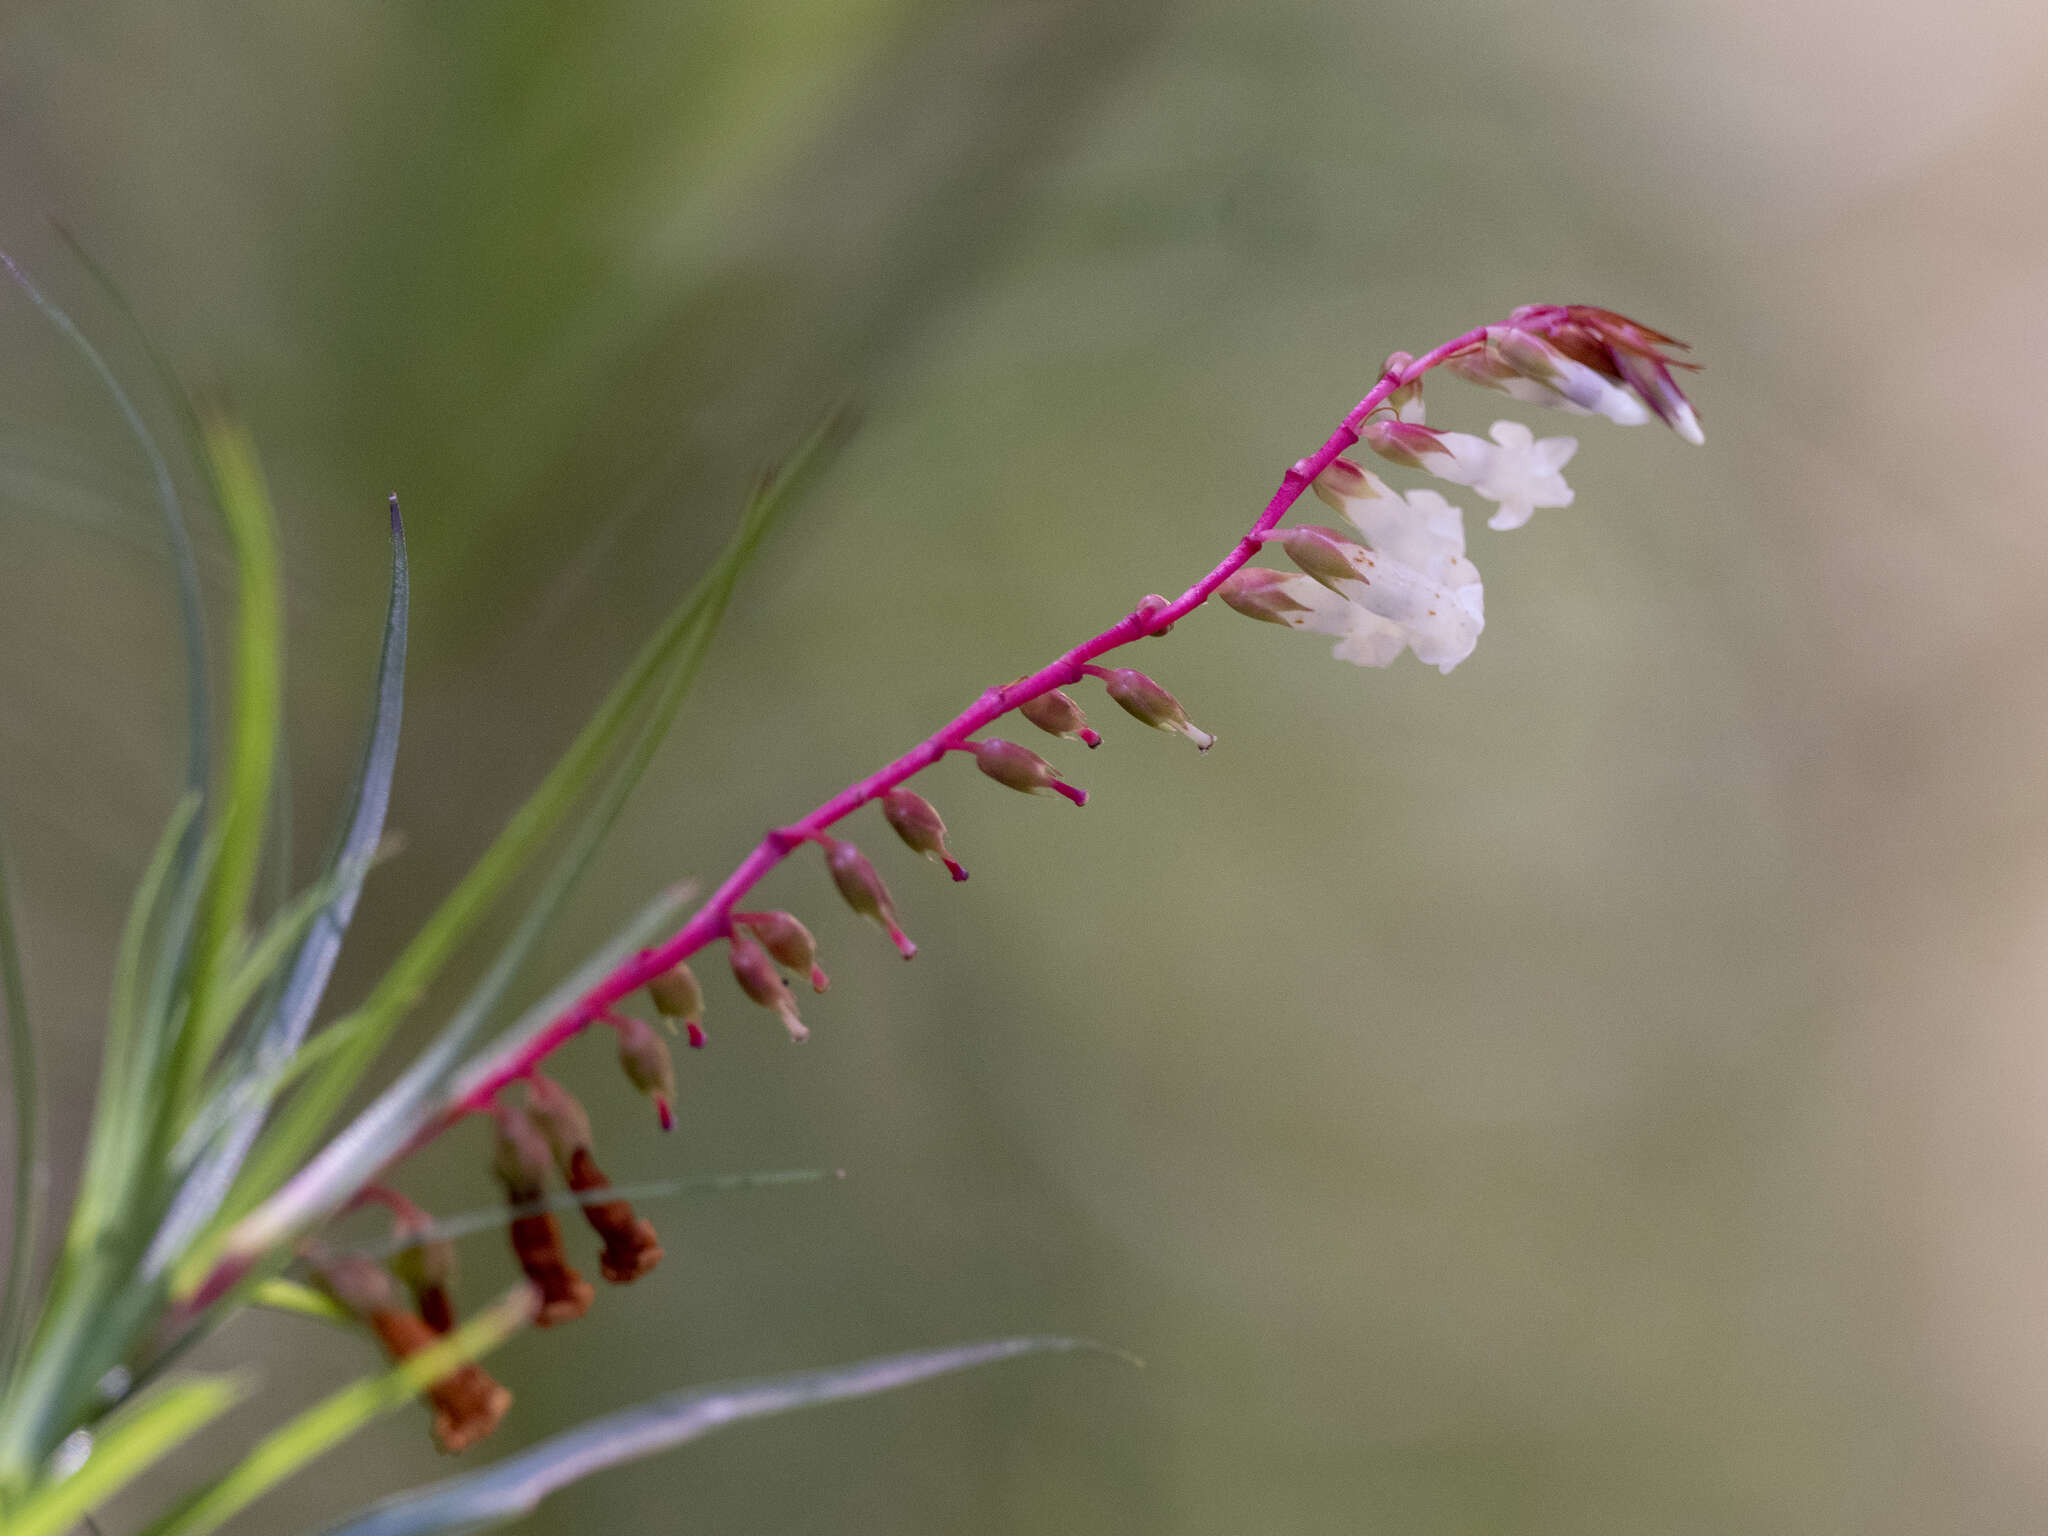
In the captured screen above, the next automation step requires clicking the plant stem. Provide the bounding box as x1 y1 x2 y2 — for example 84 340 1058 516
438 327 1487 1122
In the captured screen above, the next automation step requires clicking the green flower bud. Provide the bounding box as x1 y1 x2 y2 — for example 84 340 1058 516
973 739 1087 806
313 1248 401 1320
739 909 828 992
1018 688 1101 748
823 837 917 958
524 1074 594 1170
729 932 808 1042
613 1013 677 1128
1099 668 1214 751
490 1104 555 1204
645 961 703 1027
881 788 969 881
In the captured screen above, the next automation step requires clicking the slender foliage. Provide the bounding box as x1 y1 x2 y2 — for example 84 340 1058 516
316 1338 1115 1536
0 834 38 1383
136 1290 532 1536
2 1376 247 1536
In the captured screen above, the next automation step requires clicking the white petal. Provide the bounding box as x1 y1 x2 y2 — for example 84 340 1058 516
1330 612 1411 667
1586 378 1650 426
1424 430 1493 488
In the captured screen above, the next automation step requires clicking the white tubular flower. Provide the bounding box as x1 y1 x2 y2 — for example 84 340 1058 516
1278 463 1486 673
1485 328 1649 426
1421 419 1577 532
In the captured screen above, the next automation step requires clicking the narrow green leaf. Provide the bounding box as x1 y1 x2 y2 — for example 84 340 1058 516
210 408 849 1266
0 241 210 797
169 409 284 1117
0 800 200 1491
2 1375 247 1536
317 1337 1114 1536
153 512 409 1264
59 793 200 1261
0 830 40 1381
241 497 408 1074
247 1279 353 1327
138 1289 531 1536
188 842 388 1107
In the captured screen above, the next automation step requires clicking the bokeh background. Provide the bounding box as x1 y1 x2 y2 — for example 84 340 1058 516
4 1 2048 1531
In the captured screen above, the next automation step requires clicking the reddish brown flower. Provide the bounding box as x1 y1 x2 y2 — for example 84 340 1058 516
312 1250 512 1453
491 1103 594 1325
566 1146 663 1284
369 1309 514 1454
525 1076 663 1284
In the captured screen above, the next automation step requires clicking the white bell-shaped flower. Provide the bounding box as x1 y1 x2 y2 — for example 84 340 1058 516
1283 465 1486 673
1421 419 1577 531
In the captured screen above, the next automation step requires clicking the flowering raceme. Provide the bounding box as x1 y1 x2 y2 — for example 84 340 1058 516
1219 307 1701 673
65 300 1701 1480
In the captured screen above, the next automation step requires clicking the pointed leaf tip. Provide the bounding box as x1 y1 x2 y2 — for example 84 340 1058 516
314 1335 1123 1536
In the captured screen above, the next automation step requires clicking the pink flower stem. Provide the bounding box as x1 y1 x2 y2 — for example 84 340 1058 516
432 328 1489 1129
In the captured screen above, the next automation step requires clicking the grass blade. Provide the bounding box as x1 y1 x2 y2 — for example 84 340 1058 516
0 831 39 1381
56 794 201 1262
316 1337 1114 1536
0 243 210 797
2 1375 247 1536
167 409 284 1118
146 500 408 1274
247 1279 353 1327
137 1288 531 1536
252 496 408 1064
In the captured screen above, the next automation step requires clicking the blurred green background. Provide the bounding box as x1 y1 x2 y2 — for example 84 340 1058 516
5 1 2048 1531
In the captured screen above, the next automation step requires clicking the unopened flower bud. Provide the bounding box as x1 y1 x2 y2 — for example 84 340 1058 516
1218 566 1318 626
613 1013 677 1129
973 739 1087 806
524 1075 594 1170
1472 326 1651 426
729 932 808 1042
1607 345 1704 444
645 961 703 1028
314 1248 401 1319
1360 417 1452 472
490 1104 593 1326
822 837 917 957
490 1104 553 1204
1382 350 1423 422
1019 688 1101 748
1098 668 1214 751
1512 306 1702 442
739 910 828 992
1263 525 1374 594
881 788 968 881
